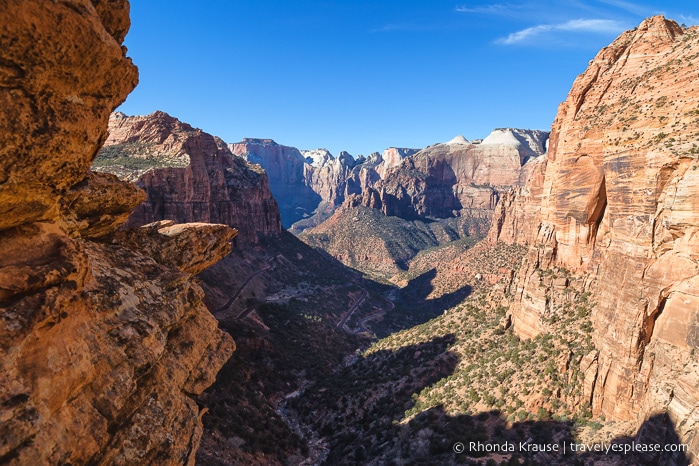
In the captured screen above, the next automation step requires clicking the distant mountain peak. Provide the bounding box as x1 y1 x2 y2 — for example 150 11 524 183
446 135 469 145
481 128 549 157
302 148 335 168
240 137 277 145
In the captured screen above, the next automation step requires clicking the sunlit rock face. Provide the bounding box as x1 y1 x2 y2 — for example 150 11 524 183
488 16 699 459
353 128 548 233
97 112 282 244
0 1 234 464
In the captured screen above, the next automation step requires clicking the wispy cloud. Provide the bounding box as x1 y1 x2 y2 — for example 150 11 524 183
496 18 627 45
455 3 523 15
675 14 699 26
597 0 651 16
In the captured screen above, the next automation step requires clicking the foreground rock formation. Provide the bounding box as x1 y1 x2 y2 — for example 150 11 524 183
95 112 282 244
0 2 234 464
489 16 699 458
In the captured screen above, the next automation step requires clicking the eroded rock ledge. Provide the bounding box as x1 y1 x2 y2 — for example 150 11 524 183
0 1 234 464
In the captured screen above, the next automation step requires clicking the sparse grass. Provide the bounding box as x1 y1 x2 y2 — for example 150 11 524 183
93 142 190 170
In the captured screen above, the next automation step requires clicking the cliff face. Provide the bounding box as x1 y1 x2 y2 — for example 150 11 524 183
299 129 548 278
96 113 282 244
490 16 699 456
0 2 234 464
230 139 321 228
355 129 549 235
230 138 421 230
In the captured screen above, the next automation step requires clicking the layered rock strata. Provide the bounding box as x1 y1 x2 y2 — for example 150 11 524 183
489 16 699 458
0 1 234 464
229 139 322 228
230 138 420 230
96 112 282 244
359 129 548 229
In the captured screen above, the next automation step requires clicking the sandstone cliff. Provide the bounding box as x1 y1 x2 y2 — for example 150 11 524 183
230 138 322 228
96 112 282 244
489 16 699 458
357 128 548 232
230 138 421 231
299 129 548 278
0 2 234 464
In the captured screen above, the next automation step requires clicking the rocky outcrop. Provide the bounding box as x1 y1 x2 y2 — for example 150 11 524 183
96 112 282 244
0 0 138 231
490 16 699 459
0 2 234 464
300 129 548 277
302 149 357 214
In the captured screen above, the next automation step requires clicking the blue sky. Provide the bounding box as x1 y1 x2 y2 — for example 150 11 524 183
119 1 699 157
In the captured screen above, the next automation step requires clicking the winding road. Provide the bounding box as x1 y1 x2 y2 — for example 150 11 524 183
214 257 275 318
336 287 368 329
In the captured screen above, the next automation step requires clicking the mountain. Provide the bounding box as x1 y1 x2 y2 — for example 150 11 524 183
300 128 549 278
229 138 419 230
0 3 233 465
229 139 320 229
282 16 697 465
95 112 282 244
354 128 549 221
489 15 699 456
6 2 699 464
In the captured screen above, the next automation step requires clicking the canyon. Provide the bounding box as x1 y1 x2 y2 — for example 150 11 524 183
300 128 549 278
229 138 421 231
93 111 395 464
95 111 282 244
2 1 699 465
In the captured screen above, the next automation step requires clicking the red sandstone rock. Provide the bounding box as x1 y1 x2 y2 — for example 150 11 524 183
490 16 699 459
97 112 282 244
0 2 234 464
355 129 548 233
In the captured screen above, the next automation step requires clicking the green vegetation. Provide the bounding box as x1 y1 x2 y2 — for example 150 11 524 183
93 142 189 170
284 242 605 464
300 206 485 281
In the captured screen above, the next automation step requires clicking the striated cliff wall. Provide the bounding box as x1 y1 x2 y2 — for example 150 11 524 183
489 16 699 457
0 1 234 464
230 138 421 230
229 138 322 228
96 112 282 244
356 129 548 235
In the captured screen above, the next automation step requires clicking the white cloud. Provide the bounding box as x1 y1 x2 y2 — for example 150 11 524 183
596 0 650 16
496 18 627 45
675 14 699 26
455 3 522 15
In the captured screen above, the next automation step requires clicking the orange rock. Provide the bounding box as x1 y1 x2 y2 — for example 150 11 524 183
492 16 699 458
0 1 234 464
97 112 282 244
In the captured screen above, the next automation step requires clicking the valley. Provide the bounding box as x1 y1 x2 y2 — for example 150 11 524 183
92 18 699 463
1 3 698 466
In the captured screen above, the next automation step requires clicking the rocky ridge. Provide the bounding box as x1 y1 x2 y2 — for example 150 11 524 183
96 112 282 244
229 138 420 230
489 16 699 458
299 129 548 278
355 128 549 225
0 2 234 464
